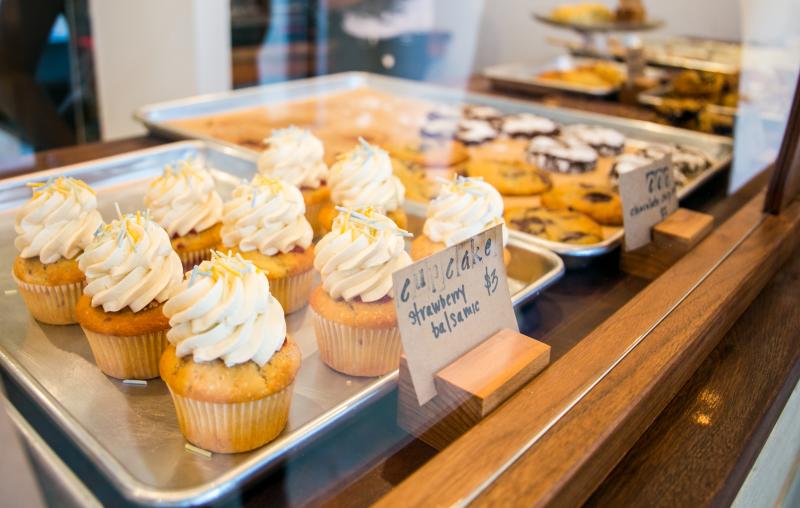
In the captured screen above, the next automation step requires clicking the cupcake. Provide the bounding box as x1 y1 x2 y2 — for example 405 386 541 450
310 208 412 376
76 210 183 379
144 160 223 270
13 177 103 324
411 176 511 265
258 127 330 237
219 175 314 314
317 138 407 234
160 251 301 453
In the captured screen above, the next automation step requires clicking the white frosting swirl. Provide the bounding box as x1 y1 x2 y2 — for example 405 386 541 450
163 252 286 367
328 139 405 212
257 127 328 189
78 212 183 312
221 176 313 255
423 177 508 246
144 161 223 237
314 209 411 302
15 177 103 264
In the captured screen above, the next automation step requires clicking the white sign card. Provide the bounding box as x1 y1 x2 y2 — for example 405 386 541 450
619 154 678 251
392 224 518 405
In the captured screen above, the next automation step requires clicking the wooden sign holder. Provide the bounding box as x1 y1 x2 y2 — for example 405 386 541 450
620 208 714 280
397 328 551 450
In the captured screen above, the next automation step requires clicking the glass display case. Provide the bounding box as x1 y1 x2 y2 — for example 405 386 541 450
1 1 799 507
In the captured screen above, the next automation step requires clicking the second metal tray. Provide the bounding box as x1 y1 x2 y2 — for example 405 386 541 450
0 141 563 506
134 72 733 261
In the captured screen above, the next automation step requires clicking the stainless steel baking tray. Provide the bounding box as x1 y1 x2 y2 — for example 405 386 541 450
484 57 667 97
0 140 563 506
134 72 732 260
4 399 101 508
638 83 738 119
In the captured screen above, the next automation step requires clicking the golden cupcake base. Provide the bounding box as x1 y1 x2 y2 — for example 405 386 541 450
12 274 83 325
311 308 402 377
81 328 168 380
167 383 294 453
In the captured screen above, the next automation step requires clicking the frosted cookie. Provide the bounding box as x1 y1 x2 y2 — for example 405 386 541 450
639 143 712 178
562 124 625 156
501 113 559 139
463 104 504 126
527 135 598 174
456 119 498 146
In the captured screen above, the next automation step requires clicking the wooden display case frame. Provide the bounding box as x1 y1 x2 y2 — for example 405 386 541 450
377 72 800 507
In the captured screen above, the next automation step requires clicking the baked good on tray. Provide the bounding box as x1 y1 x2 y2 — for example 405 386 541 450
411 176 510 265
76 210 183 379
257 127 330 237
160 251 301 453
505 206 604 245
527 135 598 174
501 113 560 139
310 208 412 376
541 182 623 226
464 158 552 196
456 119 499 146
561 124 626 156
318 138 407 233
12 177 103 325
144 160 223 270
220 175 315 314
609 143 712 189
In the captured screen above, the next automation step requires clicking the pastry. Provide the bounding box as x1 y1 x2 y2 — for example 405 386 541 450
220 175 314 314
504 206 603 245
387 139 468 169
541 182 623 226
144 160 223 270
562 124 626 156
527 135 598 174
257 127 330 237
615 0 646 23
160 251 301 453
76 211 183 379
318 138 407 233
411 176 511 265
464 158 552 196
551 3 614 25
12 177 103 324
310 208 412 376
638 143 712 178
537 62 624 89
456 119 498 146
463 104 504 125
390 158 440 203
501 113 559 139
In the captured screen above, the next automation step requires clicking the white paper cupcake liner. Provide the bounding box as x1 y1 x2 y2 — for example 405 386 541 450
270 270 313 314
81 327 168 380
312 309 401 376
12 273 83 325
166 383 294 453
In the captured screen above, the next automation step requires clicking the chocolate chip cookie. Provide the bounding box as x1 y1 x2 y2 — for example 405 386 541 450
465 158 552 196
504 206 604 245
540 183 622 225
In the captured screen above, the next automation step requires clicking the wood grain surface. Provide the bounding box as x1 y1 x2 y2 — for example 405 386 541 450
398 329 550 450
378 193 800 507
586 224 800 507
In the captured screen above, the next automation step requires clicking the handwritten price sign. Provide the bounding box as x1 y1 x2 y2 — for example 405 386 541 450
393 224 518 405
619 154 678 251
